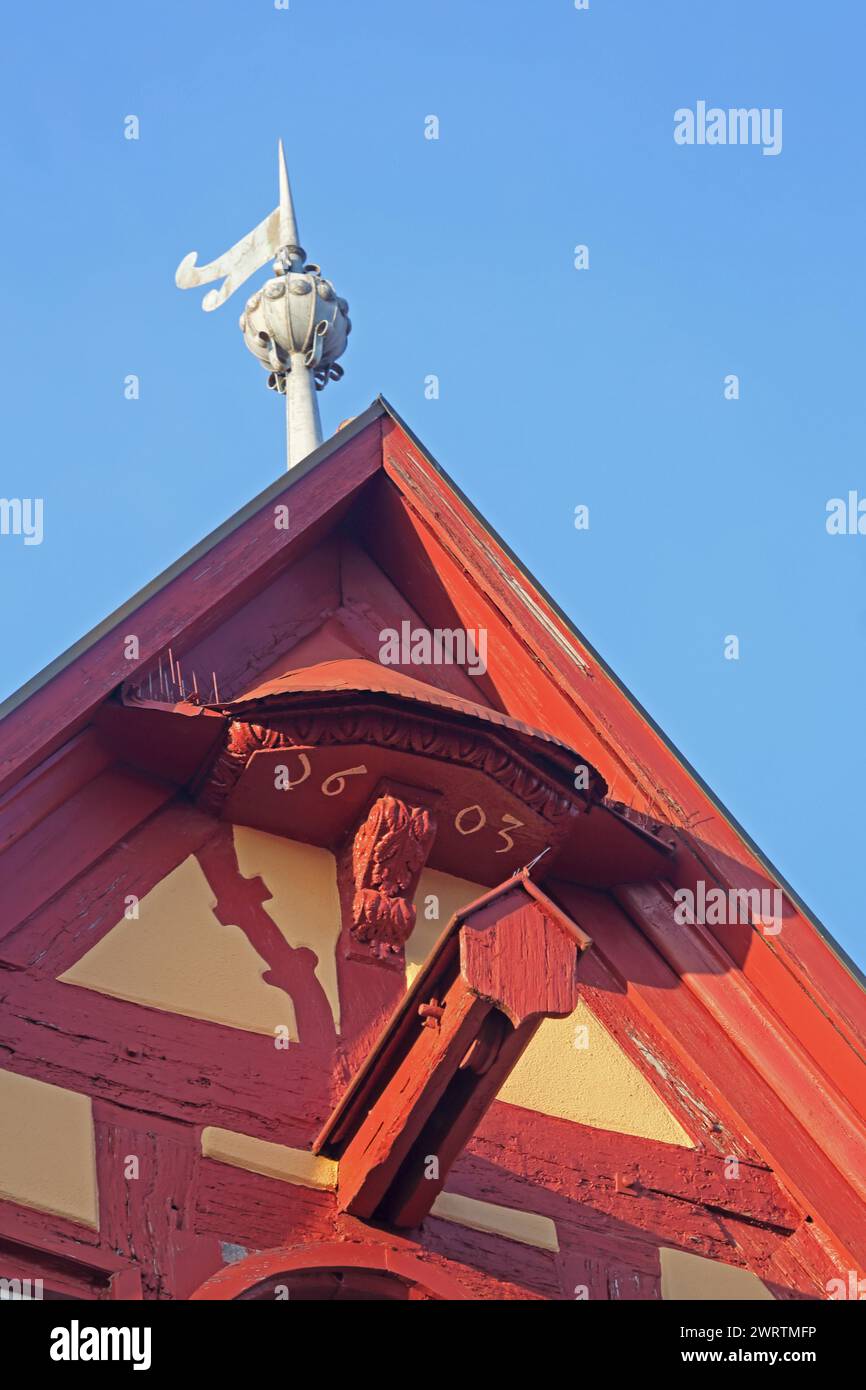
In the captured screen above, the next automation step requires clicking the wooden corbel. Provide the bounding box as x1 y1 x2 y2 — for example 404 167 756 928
350 785 438 952
314 871 592 1228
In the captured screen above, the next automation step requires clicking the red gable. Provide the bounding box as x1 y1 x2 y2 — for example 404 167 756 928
1 399 864 1301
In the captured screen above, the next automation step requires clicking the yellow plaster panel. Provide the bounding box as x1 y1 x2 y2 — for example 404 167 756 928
661 1247 774 1300
431 1191 559 1252
232 827 342 1033
407 868 486 985
60 854 299 1039
201 1126 337 1190
497 999 693 1147
0 1071 98 1228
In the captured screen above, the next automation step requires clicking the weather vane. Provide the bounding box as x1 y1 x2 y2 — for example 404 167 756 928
175 140 351 470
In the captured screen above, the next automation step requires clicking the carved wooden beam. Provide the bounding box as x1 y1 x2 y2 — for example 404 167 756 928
314 871 592 1228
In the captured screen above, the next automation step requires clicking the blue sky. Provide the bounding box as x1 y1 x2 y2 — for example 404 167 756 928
0 2 863 966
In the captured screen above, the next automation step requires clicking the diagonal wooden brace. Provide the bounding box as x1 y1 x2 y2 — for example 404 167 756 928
314 872 592 1228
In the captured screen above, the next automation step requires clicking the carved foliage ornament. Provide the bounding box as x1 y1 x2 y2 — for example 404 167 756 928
351 794 438 950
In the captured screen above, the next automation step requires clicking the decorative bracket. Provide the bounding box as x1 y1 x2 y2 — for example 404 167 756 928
314 870 592 1228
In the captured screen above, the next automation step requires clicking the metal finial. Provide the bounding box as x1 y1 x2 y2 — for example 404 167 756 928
175 140 352 472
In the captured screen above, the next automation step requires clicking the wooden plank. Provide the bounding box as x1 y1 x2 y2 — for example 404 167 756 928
615 881 866 1207
447 1132 810 1295
420 1214 559 1298
0 1239 108 1299
0 769 173 944
0 1201 102 1259
0 729 111 856
469 1102 800 1232
0 981 332 1146
93 1101 213 1300
679 833 866 1066
0 797 219 972
337 974 490 1218
194 1159 335 1251
172 539 342 702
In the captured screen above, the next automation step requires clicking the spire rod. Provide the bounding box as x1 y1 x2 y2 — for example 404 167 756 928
277 139 303 264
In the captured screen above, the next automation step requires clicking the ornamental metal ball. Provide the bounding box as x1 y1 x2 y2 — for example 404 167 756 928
239 268 351 393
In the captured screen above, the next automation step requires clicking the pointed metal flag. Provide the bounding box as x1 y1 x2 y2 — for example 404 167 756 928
175 141 304 311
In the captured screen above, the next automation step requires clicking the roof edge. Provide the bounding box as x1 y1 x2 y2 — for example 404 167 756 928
375 395 866 993
0 401 387 724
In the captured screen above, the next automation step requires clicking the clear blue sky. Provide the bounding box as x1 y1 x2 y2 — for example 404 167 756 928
1 2 863 967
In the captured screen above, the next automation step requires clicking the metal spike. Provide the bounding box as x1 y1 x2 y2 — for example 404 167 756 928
278 138 301 254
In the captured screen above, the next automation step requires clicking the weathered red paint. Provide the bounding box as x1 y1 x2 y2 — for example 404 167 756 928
0 400 863 1301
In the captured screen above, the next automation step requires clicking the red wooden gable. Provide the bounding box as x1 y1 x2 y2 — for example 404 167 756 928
1 398 864 1301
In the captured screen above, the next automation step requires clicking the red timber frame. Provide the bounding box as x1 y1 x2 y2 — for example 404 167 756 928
0 399 864 1299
